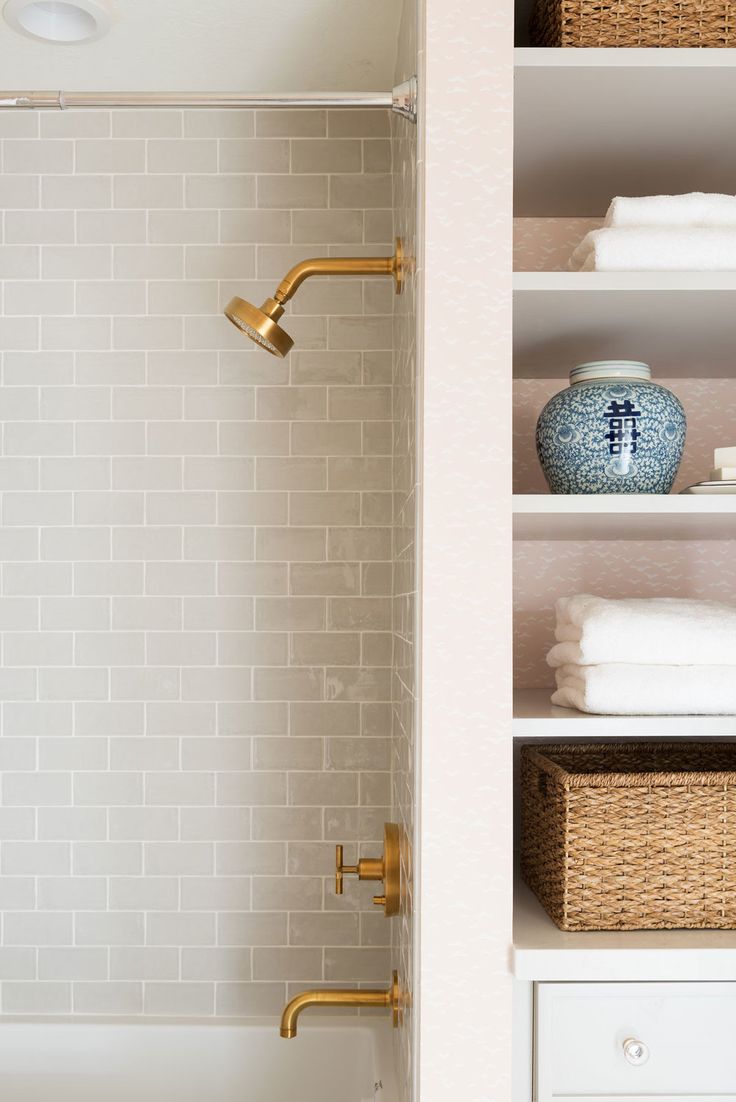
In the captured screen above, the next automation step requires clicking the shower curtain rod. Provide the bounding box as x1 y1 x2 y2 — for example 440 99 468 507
0 79 417 120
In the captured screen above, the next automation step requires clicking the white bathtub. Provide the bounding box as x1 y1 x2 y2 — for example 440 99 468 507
0 1017 398 1102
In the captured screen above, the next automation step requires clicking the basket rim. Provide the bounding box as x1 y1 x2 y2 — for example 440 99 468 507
523 743 736 789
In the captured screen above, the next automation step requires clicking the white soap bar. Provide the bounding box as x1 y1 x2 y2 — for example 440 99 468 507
711 467 736 480
714 446 736 467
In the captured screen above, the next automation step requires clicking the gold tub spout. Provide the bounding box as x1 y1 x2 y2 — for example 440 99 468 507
280 971 400 1039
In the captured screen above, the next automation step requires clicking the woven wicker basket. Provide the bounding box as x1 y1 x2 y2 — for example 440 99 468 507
521 743 736 931
530 1 736 47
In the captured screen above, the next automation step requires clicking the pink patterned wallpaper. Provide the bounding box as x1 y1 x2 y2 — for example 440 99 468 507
514 217 601 271
514 540 736 687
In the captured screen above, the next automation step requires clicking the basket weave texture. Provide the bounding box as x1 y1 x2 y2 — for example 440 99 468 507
530 1 736 46
521 743 736 931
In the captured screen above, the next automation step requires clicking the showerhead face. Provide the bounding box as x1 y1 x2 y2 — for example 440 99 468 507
224 296 293 358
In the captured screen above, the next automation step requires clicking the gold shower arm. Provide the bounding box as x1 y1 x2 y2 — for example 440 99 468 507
274 244 404 303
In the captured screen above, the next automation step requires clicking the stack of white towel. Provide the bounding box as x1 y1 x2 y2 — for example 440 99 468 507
548 595 736 715
570 192 736 272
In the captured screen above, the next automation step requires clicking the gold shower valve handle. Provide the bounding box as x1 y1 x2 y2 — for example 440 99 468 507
333 823 401 917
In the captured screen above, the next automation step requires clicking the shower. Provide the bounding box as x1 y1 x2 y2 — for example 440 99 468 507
224 240 405 357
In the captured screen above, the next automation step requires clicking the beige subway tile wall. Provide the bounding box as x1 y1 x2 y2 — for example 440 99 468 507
0 107 394 1015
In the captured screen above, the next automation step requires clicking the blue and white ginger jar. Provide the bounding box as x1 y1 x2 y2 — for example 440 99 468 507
536 360 686 495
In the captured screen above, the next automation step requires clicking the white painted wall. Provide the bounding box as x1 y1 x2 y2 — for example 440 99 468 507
0 0 402 92
418 0 514 1098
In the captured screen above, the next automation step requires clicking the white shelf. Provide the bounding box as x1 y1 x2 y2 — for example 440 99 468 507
513 688 736 737
513 879 736 981
513 494 736 540
514 273 736 378
515 47 736 67
515 64 736 215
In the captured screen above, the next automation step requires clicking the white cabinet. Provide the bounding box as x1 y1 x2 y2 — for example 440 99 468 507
536 982 736 1101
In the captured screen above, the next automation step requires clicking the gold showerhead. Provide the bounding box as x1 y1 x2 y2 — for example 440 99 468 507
224 240 405 357
224 296 294 359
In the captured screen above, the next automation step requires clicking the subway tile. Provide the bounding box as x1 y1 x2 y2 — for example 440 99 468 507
183 458 255 491
251 808 322 843
0 947 36 980
111 948 178 980
217 702 287 736
114 245 183 280
327 110 389 138
181 667 251 701
144 842 213 875
216 772 286 806
290 563 360 596
148 140 217 173
111 667 179 701
2 842 70 875
220 210 290 244
3 982 71 1014
215 842 284 874
77 211 147 244
148 211 219 244
185 175 255 208
113 111 181 138
181 808 251 842
289 492 360 526
251 876 322 911
76 140 145 173
216 982 285 1016
324 947 390 981
74 982 143 1015
328 386 391 420
109 808 179 842
114 175 183 208
217 912 287 946
218 563 286 596
256 457 326 490
291 353 362 386
182 947 251 981
290 912 358 947
253 948 322 981
293 140 362 174
288 772 358 807
4 140 73 174
0 176 39 209
256 110 325 137
328 315 393 351
109 877 178 910
146 913 215 946
185 111 254 138
42 244 110 278
180 877 250 911
185 245 256 279
7 211 74 245
146 982 213 1013
219 421 289 456
0 245 39 279
290 702 360 737
257 175 327 209
145 774 215 808
39 948 107 981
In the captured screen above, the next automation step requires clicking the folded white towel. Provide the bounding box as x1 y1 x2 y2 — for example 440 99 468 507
604 192 736 229
552 663 736 715
569 227 736 271
548 595 736 668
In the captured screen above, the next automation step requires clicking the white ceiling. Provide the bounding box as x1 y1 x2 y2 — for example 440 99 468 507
0 0 402 92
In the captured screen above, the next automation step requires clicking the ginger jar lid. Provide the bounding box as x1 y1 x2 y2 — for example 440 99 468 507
570 360 652 385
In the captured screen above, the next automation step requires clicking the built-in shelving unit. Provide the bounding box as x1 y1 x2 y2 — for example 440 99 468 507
511 16 736 1021
514 880 736 981
514 274 736 379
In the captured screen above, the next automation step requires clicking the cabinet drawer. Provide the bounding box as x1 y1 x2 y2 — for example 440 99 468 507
536 982 736 1101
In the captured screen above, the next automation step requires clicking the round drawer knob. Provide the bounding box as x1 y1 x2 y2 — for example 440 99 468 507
623 1037 650 1066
